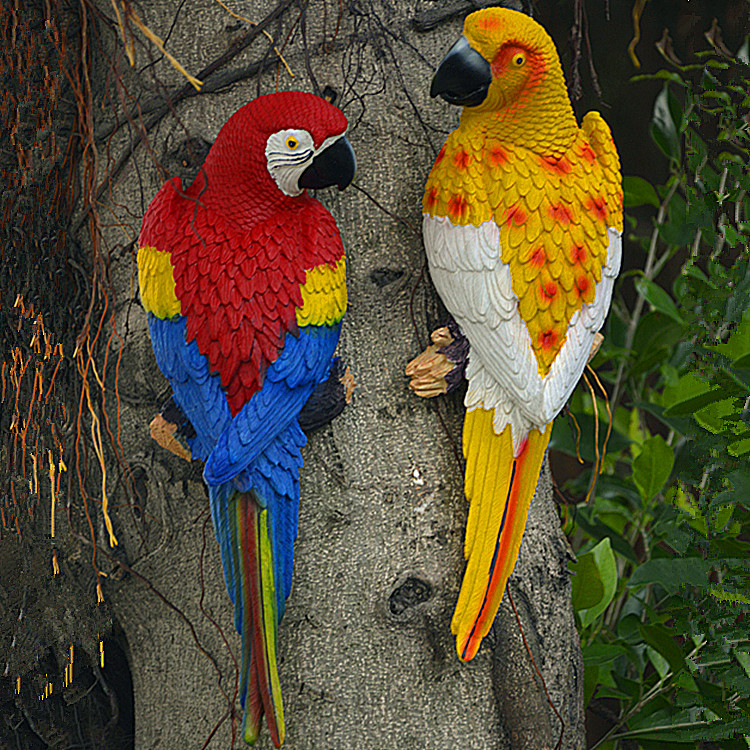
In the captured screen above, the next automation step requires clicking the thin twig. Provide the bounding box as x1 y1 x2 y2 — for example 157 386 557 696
212 0 294 77
582 371 600 504
507 588 565 750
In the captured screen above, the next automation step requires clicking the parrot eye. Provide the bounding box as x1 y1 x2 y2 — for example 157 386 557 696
513 53 525 67
286 136 299 150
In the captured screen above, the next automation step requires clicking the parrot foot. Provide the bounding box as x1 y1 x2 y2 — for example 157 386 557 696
340 365 356 404
406 320 469 398
298 357 355 433
588 332 604 363
149 413 192 462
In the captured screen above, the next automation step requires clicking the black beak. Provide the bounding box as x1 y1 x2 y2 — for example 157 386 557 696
430 37 492 107
298 135 356 191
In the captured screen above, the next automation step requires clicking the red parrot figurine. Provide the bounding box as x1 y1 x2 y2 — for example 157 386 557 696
138 91 356 746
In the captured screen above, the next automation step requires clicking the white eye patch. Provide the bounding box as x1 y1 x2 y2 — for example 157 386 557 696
265 129 315 196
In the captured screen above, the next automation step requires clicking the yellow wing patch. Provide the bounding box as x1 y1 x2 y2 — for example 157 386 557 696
424 115 622 377
296 257 347 327
423 130 494 227
137 245 181 319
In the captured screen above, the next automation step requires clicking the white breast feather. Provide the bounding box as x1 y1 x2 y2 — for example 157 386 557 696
423 215 622 455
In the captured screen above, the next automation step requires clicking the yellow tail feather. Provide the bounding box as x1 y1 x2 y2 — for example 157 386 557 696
452 408 552 661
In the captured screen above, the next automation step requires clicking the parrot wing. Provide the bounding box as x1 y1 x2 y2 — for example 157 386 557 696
425 122 622 443
424 218 621 441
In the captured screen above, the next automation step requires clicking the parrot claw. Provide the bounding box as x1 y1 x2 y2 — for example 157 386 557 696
405 352 453 397
340 365 356 404
297 358 355 432
587 332 604 363
149 414 192 462
406 322 469 398
429 326 454 347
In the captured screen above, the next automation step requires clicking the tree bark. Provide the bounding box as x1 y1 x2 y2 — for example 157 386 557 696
2 1 585 747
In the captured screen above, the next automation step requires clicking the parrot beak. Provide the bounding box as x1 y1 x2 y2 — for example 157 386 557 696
430 36 492 107
298 135 356 192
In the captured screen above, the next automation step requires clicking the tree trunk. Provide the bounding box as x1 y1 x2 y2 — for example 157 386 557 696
2 1 585 747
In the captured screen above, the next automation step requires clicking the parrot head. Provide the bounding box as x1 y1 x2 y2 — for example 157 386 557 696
197 91 356 218
264 115 357 197
430 8 575 146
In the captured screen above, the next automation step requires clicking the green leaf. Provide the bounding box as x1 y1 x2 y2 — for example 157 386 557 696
729 436 750 456
639 623 686 676
710 586 750 605
666 84 685 134
632 435 674 501
631 70 686 84
628 558 710 594
569 537 618 627
735 649 750 678
724 224 740 247
583 642 631 665
583 663 599 707
672 487 708 535
710 314 750 360
662 370 731 417
717 366 750 396
623 175 660 208
646 645 671 680
665 389 730 417
683 263 715 288
694 396 738 433
634 276 684 324
727 469 750 508
633 312 685 356
619 717 750 742
651 85 681 161
733 352 750 368
630 345 671 377
570 554 603 611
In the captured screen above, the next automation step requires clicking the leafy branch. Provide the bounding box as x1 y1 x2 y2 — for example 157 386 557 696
563 25 750 750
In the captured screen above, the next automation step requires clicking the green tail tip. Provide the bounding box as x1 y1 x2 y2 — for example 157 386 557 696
241 712 260 745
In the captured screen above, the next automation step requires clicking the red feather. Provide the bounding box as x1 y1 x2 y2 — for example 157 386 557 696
139 94 347 415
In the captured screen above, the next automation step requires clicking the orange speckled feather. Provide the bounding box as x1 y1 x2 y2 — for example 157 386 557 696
425 112 621 377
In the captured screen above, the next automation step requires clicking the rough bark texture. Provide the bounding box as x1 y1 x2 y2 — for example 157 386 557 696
3 1 584 748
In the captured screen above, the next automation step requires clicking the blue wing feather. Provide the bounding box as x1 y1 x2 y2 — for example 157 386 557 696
204 324 341 486
149 314 341 616
148 311 342 739
147 314 230 461
208 483 244 631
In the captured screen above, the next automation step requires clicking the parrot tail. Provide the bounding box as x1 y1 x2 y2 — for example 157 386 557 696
209 486 285 747
209 423 304 746
452 407 552 662
237 493 285 746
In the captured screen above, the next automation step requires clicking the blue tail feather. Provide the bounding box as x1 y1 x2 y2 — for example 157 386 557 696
207 421 305 657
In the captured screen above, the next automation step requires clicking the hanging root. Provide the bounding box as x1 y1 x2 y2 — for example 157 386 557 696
582 364 613 504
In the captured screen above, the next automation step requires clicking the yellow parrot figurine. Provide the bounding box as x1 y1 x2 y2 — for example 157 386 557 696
409 7 623 661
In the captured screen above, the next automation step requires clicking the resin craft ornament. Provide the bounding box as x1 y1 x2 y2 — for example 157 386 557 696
138 91 356 746
418 8 622 661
